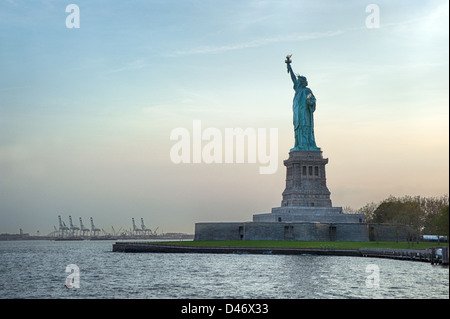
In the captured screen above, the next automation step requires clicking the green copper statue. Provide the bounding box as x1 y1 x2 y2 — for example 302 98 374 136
285 55 320 152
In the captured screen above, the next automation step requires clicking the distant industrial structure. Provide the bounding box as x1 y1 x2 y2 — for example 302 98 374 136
28 215 190 241
131 217 159 237
0 215 193 241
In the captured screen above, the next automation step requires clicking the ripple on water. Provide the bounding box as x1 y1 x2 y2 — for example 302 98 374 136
0 241 448 299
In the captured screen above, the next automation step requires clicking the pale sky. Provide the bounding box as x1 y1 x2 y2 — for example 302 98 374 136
0 0 448 235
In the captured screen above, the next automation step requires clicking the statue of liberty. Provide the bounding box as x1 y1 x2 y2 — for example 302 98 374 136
285 55 320 152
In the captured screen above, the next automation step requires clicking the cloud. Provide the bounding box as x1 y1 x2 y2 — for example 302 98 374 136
169 28 357 57
170 1 450 58
106 58 150 74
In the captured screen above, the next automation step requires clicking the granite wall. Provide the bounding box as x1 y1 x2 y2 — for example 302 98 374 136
194 222 413 242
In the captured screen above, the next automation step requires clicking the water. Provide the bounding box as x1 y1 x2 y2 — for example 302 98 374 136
0 240 448 299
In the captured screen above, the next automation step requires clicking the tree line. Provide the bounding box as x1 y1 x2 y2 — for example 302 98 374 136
345 195 449 238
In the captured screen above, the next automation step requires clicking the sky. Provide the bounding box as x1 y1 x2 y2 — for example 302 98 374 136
0 0 448 235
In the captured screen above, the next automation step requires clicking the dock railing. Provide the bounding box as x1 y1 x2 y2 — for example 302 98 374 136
360 247 448 264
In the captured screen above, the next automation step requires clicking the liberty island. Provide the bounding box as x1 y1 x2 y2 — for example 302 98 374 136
194 55 410 242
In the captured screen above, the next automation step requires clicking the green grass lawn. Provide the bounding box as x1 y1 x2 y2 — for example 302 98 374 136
151 240 447 250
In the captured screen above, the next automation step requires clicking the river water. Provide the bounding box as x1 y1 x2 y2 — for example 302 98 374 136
0 240 448 299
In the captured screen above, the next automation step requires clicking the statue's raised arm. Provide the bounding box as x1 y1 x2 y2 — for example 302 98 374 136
285 55 297 86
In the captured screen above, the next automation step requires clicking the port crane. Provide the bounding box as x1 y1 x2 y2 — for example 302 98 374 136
58 215 69 238
90 217 101 237
140 218 159 237
111 226 123 237
69 216 80 236
140 218 153 237
132 218 142 237
79 217 90 237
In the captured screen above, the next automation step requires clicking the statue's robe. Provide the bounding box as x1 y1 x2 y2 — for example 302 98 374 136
292 83 318 151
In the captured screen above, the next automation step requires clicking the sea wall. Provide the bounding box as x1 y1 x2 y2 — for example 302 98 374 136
194 222 412 242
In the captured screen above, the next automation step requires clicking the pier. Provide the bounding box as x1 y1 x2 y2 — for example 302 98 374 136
112 242 361 256
112 242 448 265
360 246 448 265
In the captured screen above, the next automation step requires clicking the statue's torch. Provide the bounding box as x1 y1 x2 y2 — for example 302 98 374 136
285 54 292 73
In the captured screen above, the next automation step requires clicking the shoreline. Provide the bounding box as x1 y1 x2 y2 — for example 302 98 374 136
112 242 361 256
112 241 448 265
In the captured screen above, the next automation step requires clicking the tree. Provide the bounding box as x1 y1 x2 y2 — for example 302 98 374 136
434 205 449 238
370 196 423 244
420 195 449 235
356 195 449 243
357 202 378 223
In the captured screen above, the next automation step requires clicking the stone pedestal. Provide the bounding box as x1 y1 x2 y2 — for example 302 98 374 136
253 150 365 223
281 150 332 207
